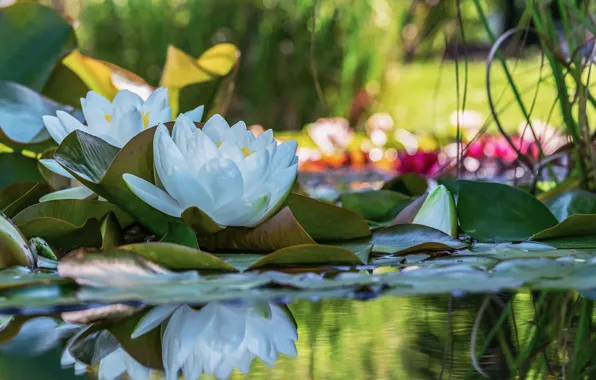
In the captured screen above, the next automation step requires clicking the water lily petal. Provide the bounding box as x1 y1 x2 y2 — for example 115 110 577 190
212 192 270 227
266 163 297 210
162 306 204 380
123 173 184 217
81 97 109 129
154 125 214 212
187 128 219 172
144 87 169 110
239 149 270 191
172 114 197 159
107 106 143 148
269 140 297 175
43 115 69 144
412 185 458 237
148 106 172 128
113 89 143 110
84 91 113 114
132 304 179 339
202 114 230 145
217 140 244 163
195 157 243 209
39 186 95 202
181 350 204 380
249 129 274 152
230 121 249 147
39 158 76 179
184 105 204 122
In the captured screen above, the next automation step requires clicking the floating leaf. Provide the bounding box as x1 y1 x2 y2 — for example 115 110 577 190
382 173 428 196
181 206 223 235
161 44 240 116
0 213 35 269
532 235 596 249
532 214 596 242
339 190 411 222
544 190 596 222
0 153 45 189
159 222 199 249
199 207 315 252
13 200 133 251
457 180 558 242
371 224 467 254
0 3 76 91
120 242 236 272
58 249 199 287
0 182 52 218
248 244 369 270
54 127 178 237
286 193 371 240
62 51 153 101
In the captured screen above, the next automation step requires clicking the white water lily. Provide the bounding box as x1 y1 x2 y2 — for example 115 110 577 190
131 303 298 380
412 185 458 237
39 87 204 202
123 114 298 227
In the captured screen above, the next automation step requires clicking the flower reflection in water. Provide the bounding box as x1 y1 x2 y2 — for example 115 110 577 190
132 302 298 380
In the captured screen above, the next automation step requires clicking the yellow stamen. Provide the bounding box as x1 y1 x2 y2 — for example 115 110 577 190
142 112 150 128
242 146 254 157
104 114 112 123
217 141 222 147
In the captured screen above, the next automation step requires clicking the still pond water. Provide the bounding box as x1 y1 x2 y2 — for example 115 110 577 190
0 290 591 379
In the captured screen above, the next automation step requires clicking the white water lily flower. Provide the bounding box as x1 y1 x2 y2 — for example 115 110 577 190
123 114 298 227
40 87 204 202
131 303 298 380
412 185 458 237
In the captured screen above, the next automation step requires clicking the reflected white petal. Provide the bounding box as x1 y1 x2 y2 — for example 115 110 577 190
132 304 179 339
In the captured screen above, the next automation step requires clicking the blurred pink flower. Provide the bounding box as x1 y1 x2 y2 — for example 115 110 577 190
396 151 440 176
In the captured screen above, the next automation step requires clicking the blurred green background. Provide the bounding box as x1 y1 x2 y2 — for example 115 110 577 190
33 0 558 136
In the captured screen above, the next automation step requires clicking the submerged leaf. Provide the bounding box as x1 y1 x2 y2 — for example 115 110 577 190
457 180 558 242
199 207 315 252
286 193 371 240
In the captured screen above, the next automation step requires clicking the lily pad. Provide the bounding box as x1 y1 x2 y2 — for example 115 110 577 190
160 44 240 116
199 207 315 252
159 222 199 249
0 3 76 91
339 190 411 222
0 182 52 218
382 173 428 196
119 242 237 272
181 206 223 235
0 213 35 269
54 127 178 237
57 249 199 287
0 153 45 189
248 244 370 270
13 200 133 251
370 224 467 254
545 190 596 221
532 214 596 242
457 180 558 242
286 193 371 240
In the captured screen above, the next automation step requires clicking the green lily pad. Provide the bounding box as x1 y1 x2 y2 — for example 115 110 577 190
199 207 315 252
382 173 428 196
532 214 596 242
159 221 199 249
533 235 596 249
491 258 579 282
57 249 199 287
119 242 237 272
544 190 596 222
0 182 52 218
286 193 371 240
370 224 467 254
0 153 45 189
54 127 179 238
0 267 68 290
181 206 224 235
248 244 370 270
0 3 76 91
339 190 411 222
0 213 35 269
13 200 133 251
457 180 558 242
